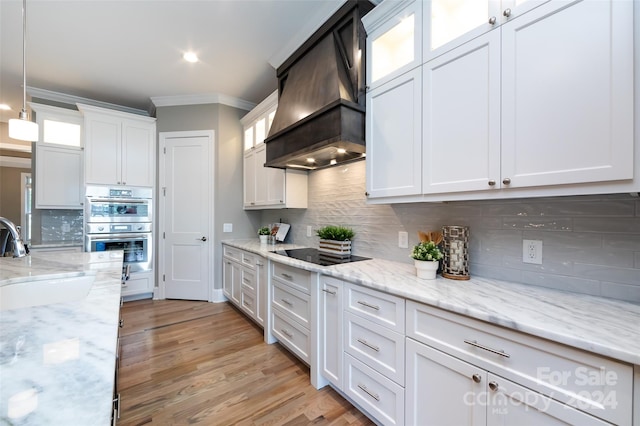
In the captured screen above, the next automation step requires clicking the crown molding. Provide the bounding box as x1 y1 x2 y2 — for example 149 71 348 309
27 87 151 117
240 90 278 126
150 93 255 111
0 155 31 168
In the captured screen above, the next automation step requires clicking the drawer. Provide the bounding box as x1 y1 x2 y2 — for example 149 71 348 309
406 301 633 426
241 287 257 318
272 262 311 294
121 274 151 295
272 281 310 329
241 267 256 292
345 283 405 333
241 251 259 270
271 308 310 364
344 353 404 426
223 245 241 262
345 312 404 385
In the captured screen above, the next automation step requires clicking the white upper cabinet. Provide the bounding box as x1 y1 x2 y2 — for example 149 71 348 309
242 91 307 210
78 104 156 187
30 103 83 209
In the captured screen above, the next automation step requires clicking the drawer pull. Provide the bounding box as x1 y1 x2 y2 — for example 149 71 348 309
489 381 499 391
357 300 380 311
357 338 380 352
464 339 510 358
281 298 293 306
357 384 380 401
281 273 294 280
322 288 336 295
472 373 482 383
280 328 293 338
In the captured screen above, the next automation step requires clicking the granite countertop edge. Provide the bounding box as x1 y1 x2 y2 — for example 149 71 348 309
223 239 640 366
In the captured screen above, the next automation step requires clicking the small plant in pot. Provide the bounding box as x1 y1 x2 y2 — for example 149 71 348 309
316 225 355 257
258 226 271 244
410 241 443 279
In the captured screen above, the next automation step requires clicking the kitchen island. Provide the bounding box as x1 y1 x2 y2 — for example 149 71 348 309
0 250 123 425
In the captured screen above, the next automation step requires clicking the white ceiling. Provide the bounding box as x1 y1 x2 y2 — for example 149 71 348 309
0 0 347 124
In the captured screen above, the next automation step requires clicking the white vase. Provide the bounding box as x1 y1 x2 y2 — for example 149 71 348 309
414 259 439 279
259 235 269 244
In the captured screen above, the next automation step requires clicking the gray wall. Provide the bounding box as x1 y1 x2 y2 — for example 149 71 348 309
156 103 261 291
262 160 640 304
0 165 30 224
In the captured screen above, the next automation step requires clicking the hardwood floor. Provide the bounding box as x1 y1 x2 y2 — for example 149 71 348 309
118 299 374 426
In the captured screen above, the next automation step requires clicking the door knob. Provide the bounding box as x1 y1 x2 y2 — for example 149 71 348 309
488 16 497 25
472 374 482 383
502 178 511 185
489 381 499 391
198 237 207 241
503 8 511 17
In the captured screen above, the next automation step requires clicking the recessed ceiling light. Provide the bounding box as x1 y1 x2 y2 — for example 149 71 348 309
0 104 11 111
183 52 199 63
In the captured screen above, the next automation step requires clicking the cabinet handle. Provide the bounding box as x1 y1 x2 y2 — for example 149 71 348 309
502 178 511 185
122 181 126 185
489 381 499 391
357 338 380 352
256 262 263 266
357 300 380 311
281 298 293 306
322 288 337 295
503 8 511 17
280 328 293 338
357 384 380 401
488 16 497 25
472 373 482 383
113 392 121 421
488 180 496 186
464 339 510 358
281 273 293 280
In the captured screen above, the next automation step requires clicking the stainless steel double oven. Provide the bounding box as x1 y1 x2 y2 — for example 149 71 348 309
84 186 153 279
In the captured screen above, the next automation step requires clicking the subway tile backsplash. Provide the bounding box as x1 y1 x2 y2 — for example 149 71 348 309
40 209 83 243
261 161 640 303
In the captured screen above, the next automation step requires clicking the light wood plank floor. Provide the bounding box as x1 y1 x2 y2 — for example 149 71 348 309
118 299 374 426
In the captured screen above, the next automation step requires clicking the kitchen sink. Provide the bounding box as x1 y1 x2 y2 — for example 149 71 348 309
0 271 97 311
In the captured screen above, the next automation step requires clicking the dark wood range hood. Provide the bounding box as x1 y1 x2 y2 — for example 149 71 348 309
264 0 374 170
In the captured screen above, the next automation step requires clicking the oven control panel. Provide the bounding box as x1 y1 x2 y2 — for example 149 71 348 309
86 222 152 234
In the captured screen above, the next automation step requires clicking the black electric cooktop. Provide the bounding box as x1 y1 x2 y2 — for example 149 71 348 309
272 248 371 266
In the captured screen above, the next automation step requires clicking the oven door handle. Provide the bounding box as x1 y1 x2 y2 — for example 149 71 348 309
87 198 149 204
87 233 151 241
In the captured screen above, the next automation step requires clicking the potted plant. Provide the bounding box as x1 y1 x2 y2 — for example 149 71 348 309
258 226 271 244
410 241 443 279
316 225 355 257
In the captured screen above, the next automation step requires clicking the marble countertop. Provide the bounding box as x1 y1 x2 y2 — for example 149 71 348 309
224 239 640 366
0 251 123 425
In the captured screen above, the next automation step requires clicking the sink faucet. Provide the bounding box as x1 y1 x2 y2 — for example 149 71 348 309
0 217 27 258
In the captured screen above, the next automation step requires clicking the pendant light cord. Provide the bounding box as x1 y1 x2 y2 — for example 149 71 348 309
20 0 28 119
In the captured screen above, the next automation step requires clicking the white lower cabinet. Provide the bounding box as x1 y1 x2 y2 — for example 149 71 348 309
121 271 153 298
222 244 266 327
319 275 343 389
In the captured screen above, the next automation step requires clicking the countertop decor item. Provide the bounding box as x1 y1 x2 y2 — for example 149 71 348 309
410 240 442 279
258 226 270 244
442 225 470 280
317 225 355 257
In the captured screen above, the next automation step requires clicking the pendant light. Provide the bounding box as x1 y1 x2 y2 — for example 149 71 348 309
8 0 38 142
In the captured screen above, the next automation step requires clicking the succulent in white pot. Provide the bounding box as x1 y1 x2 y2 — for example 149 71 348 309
410 241 443 279
258 226 271 244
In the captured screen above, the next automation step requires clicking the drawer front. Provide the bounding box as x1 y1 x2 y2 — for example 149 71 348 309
272 262 311 294
344 353 404 426
272 281 310 328
272 308 310 363
241 267 256 292
345 283 405 333
407 301 632 426
223 245 241 262
121 274 151 295
241 288 256 318
345 312 404 385
241 251 257 270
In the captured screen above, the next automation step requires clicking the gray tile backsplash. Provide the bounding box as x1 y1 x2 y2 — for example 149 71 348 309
40 210 83 243
261 161 640 303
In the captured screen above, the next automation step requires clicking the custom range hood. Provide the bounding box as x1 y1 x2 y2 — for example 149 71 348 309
264 0 374 170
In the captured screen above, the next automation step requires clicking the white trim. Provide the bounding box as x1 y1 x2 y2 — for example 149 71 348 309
76 103 156 123
240 90 278 126
27 86 152 117
0 156 31 168
20 172 31 240
211 289 228 303
0 143 31 153
157 130 216 302
150 93 255 111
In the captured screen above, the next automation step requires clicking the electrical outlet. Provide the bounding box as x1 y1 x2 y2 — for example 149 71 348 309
398 231 409 249
223 223 233 233
523 239 542 264
307 226 312 237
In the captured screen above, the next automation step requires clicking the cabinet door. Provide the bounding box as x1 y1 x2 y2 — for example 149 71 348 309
223 259 241 303
486 373 610 426
266 167 285 206
243 150 256 207
423 30 501 194
406 338 486 426
35 145 83 208
84 115 121 185
122 120 155 187
501 0 633 188
366 67 422 198
254 144 268 205
320 275 343 388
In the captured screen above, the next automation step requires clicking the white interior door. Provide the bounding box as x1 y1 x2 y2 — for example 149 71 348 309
160 131 213 301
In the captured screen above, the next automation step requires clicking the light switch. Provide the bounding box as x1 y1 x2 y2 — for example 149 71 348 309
223 223 233 233
398 231 408 248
